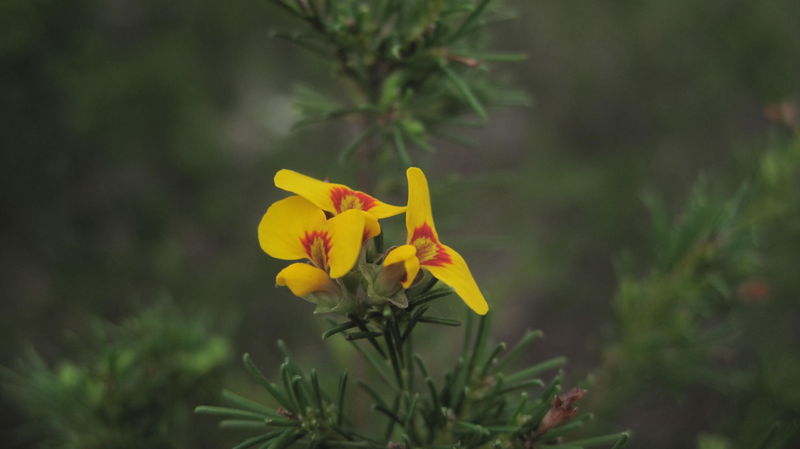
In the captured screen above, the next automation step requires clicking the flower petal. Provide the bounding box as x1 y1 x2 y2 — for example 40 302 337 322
258 196 326 260
363 212 381 241
424 244 489 315
324 209 370 278
276 263 338 297
275 169 405 218
368 202 407 220
405 167 438 242
383 244 417 264
274 169 337 212
383 244 420 288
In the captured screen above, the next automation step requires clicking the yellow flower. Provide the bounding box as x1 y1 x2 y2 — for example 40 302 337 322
258 195 380 297
274 169 406 219
383 167 489 315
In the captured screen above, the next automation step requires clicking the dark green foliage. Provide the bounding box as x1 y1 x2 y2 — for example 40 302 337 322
4 302 231 449
199 284 628 449
597 132 800 448
269 0 527 168
0 0 276 367
607 181 756 388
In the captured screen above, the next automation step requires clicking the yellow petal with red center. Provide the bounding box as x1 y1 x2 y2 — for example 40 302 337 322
258 196 327 260
275 169 405 218
424 244 489 315
405 167 438 242
276 263 338 297
323 209 371 278
383 244 421 288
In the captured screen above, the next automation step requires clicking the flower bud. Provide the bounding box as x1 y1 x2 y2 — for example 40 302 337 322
538 388 587 434
374 260 408 298
359 262 410 309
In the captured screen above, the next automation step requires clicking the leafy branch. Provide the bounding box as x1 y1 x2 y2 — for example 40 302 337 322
199 282 629 449
269 0 528 170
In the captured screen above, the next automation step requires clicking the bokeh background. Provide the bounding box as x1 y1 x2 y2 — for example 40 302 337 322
2 1 799 448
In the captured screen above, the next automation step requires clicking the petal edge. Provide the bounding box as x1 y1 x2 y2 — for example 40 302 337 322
258 196 327 260
324 210 368 278
424 244 488 315
406 167 438 242
276 263 338 297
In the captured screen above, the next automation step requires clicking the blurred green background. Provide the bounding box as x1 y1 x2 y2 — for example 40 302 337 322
2 1 799 448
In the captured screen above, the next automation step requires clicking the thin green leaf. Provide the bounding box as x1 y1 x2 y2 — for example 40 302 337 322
480 342 507 377
610 432 631 449
373 403 404 425
232 431 284 449
280 362 300 412
243 354 294 411
310 369 324 410
222 389 278 416
290 375 310 412
412 353 431 379
409 287 453 309
505 357 567 384
447 0 493 43
425 377 442 424
511 392 529 423
467 313 491 378
220 419 268 430
418 316 462 326
438 61 487 120
499 379 545 395
496 330 544 372
323 321 359 339
568 432 631 447
383 330 405 388
264 418 301 427
337 372 348 426
405 393 419 427
194 406 267 420
383 394 402 441
349 314 388 359
267 429 303 449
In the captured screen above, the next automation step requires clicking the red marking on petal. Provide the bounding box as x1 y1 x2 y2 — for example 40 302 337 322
411 222 436 242
411 223 451 267
330 186 377 213
300 230 332 268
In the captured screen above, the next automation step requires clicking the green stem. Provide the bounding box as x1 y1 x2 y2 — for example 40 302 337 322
348 313 387 359
384 327 405 389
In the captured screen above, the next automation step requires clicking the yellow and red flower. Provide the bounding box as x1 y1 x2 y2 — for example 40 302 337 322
258 195 379 301
260 168 488 315
383 168 489 315
274 169 405 219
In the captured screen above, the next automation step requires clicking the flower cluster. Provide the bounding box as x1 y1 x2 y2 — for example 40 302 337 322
258 168 489 315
